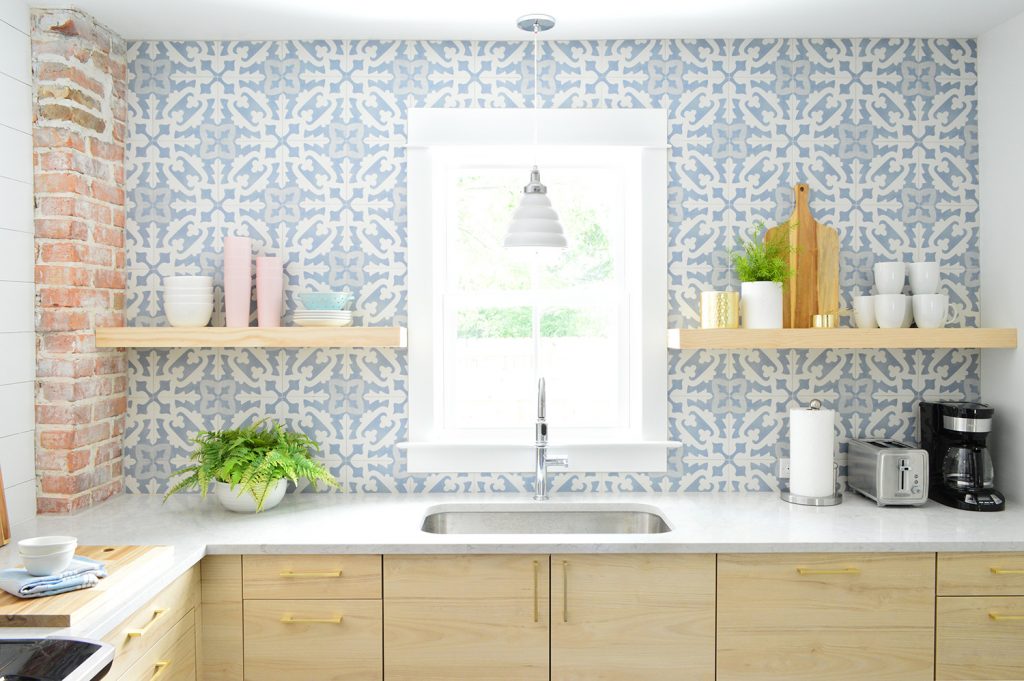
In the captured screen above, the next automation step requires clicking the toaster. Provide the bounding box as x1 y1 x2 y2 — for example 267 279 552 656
848 439 929 506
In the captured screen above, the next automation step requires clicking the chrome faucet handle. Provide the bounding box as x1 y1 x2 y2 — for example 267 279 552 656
546 451 569 468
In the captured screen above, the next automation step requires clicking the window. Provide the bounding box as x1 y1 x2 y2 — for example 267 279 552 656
406 109 671 473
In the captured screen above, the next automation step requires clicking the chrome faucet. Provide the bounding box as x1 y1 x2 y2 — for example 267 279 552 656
534 378 568 501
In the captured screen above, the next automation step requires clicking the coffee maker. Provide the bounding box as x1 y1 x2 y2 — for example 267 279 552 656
919 401 1004 512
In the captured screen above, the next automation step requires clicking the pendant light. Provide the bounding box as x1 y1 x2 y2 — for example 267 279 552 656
503 14 568 251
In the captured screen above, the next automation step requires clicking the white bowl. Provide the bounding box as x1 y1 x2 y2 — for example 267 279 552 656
166 303 213 327
164 276 213 286
164 293 214 301
18 535 77 556
20 547 75 576
214 479 287 513
164 284 214 292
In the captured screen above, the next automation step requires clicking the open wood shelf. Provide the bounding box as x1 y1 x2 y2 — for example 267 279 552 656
95 326 408 349
667 327 1018 350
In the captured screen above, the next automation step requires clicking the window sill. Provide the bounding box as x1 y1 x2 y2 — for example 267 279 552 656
398 441 679 473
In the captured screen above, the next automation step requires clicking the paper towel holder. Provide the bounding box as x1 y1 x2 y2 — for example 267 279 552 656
780 398 843 507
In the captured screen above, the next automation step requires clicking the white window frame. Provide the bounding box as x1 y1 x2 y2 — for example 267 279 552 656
404 108 673 473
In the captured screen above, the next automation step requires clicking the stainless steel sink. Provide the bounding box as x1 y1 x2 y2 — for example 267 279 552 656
420 504 671 535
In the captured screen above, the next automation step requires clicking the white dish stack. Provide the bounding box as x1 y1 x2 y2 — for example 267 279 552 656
293 310 354 327
164 275 214 327
856 261 956 329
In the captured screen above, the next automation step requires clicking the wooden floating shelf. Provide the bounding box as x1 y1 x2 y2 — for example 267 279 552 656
667 327 1018 350
95 326 408 349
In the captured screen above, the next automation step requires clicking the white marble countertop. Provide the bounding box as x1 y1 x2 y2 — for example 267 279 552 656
2 491 1022 639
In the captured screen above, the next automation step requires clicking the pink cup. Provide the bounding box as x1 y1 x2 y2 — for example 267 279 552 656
223 236 252 327
256 256 283 328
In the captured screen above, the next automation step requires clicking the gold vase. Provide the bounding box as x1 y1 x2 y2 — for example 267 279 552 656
700 291 740 329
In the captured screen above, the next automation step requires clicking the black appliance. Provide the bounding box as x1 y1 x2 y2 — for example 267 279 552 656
919 401 1005 512
0 638 113 681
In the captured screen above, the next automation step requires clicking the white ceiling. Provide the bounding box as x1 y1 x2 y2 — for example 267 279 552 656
35 0 1024 40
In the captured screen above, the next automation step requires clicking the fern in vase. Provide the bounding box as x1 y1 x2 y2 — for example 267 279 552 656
164 419 338 511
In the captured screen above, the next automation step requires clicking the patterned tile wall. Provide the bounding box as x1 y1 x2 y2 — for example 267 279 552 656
124 38 980 494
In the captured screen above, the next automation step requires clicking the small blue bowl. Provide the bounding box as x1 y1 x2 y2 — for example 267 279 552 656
298 291 354 311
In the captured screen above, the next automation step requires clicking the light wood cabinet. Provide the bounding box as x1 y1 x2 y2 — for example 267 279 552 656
383 555 550 681
551 554 715 681
104 566 199 680
241 555 381 599
937 596 1024 680
243 599 382 681
717 553 935 681
118 609 197 681
199 556 243 681
938 552 1024 596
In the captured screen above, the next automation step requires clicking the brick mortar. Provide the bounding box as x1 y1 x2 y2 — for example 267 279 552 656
32 7 127 515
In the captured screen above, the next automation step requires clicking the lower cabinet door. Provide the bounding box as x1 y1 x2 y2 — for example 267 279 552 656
551 554 715 681
119 610 196 681
383 555 549 681
937 596 1024 680
717 553 935 681
243 599 382 681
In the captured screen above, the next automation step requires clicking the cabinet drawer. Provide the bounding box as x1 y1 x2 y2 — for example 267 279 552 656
105 567 199 680
937 596 1024 680
243 599 382 681
717 553 935 681
938 553 1024 596
242 555 380 599
118 609 196 681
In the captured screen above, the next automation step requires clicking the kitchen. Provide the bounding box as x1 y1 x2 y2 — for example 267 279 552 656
0 0 1023 679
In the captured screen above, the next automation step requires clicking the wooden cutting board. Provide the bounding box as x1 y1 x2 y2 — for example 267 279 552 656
0 545 172 627
765 183 840 328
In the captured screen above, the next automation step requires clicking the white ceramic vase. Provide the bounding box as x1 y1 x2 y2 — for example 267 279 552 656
214 479 287 513
740 281 784 329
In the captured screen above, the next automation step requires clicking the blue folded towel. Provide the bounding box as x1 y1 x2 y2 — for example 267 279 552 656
0 556 107 599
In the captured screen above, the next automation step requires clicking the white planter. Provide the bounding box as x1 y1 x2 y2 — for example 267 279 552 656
214 479 287 513
740 281 784 329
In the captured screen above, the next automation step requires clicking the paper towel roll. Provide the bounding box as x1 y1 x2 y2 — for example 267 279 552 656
789 406 836 498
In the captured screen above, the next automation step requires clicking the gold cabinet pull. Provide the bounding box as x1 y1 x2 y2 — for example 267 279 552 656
280 615 344 624
126 608 169 638
279 570 343 578
991 568 1024 575
562 561 569 623
796 567 861 576
532 560 539 623
989 613 1024 621
149 661 171 681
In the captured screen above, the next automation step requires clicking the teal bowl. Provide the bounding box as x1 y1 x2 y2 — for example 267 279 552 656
298 291 354 311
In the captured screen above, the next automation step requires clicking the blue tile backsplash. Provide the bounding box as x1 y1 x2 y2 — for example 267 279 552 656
124 38 980 494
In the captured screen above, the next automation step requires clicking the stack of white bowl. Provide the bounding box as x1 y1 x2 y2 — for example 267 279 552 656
18 535 77 576
853 261 953 329
164 275 214 327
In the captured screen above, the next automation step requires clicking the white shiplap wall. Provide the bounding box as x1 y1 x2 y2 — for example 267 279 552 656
0 0 36 524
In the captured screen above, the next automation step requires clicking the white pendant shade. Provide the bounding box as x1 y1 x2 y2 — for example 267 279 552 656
504 166 568 249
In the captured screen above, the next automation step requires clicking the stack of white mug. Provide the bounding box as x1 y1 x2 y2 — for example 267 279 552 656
853 261 959 329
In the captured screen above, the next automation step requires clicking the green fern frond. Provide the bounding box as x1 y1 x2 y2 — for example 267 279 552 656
729 220 796 284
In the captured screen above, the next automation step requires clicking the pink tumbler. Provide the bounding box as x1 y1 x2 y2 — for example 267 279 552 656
223 236 252 327
256 256 283 328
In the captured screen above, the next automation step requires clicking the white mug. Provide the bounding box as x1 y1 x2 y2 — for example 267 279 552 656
901 295 914 328
908 261 940 295
874 294 908 329
873 261 906 295
852 295 877 329
912 293 960 329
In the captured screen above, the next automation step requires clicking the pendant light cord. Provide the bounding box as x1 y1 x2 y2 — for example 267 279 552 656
532 20 539 162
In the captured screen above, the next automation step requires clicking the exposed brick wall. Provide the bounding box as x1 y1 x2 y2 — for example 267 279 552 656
32 8 127 514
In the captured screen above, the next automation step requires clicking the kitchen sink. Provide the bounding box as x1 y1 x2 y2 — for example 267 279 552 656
420 504 671 535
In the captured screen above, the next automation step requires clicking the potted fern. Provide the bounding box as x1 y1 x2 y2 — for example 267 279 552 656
730 220 795 329
164 419 338 512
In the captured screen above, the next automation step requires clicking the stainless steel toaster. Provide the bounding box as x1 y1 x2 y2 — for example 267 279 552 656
848 439 929 506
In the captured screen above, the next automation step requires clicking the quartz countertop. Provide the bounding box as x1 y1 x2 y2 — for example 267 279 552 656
2 491 1023 639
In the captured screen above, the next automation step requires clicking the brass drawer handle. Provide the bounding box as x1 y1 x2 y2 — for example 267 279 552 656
991 568 1024 575
797 567 861 576
562 561 569 624
150 661 171 681
281 615 344 624
126 608 169 638
279 570 343 578
989 613 1024 621
532 560 540 623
